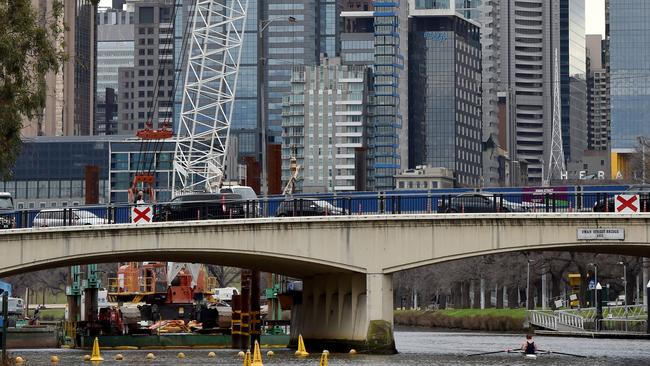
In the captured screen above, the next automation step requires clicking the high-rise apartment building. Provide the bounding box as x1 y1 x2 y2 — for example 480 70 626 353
118 0 175 134
372 0 406 191
497 0 558 184
96 8 134 135
281 57 373 192
586 34 610 152
340 1 374 66
408 12 483 187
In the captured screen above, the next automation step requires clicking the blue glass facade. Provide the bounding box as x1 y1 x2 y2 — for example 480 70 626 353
609 0 650 150
560 0 587 161
373 0 403 191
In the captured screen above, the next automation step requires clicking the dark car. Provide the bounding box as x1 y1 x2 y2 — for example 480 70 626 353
593 185 650 212
275 198 346 217
153 193 245 222
0 192 15 229
437 193 526 213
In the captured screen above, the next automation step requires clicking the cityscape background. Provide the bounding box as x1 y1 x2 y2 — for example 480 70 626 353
7 0 650 209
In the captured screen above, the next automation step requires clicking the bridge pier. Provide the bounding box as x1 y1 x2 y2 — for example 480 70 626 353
290 273 396 354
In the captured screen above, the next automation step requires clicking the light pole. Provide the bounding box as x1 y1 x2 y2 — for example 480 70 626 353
589 262 598 307
526 259 534 310
618 261 627 305
258 14 296 195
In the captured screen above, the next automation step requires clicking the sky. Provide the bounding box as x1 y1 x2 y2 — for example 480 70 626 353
586 0 606 37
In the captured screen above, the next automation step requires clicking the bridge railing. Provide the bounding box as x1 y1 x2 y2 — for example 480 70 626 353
3 190 650 229
527 310 557 330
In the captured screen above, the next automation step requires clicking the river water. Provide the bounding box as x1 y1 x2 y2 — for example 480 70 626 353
9 329 650 365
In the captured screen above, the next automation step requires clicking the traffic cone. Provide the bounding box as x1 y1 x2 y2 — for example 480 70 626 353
295 334 309 357
243 350 251 366
90 337 104 361
319 350 329 366
251 341 264 366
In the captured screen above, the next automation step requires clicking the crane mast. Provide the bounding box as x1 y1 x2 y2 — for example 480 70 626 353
172 0 249 196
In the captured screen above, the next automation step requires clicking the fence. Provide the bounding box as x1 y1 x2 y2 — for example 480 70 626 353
1 190 650 229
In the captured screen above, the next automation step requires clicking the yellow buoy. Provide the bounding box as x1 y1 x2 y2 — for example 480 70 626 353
266 350 274 358
50 355 60 363
207 351 216 358
90 337 104 361
146 352 156 360
243 350 252 366
15 356 25 364
177 352 186 359
319 350 329 366
251 340 264 366
295 334 309 357
115 354 124 361
83 355 91 361
349 349 357 355
237 351 246 358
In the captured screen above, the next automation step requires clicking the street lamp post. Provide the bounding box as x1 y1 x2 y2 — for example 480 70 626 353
258 14 296 195
526 259 534 310
618 261 627 305
589 262 598 307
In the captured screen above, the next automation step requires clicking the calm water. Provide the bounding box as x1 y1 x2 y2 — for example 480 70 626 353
9 329 650 365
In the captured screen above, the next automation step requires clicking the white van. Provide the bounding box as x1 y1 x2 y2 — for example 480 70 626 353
212 287 239 302
219 186 259 216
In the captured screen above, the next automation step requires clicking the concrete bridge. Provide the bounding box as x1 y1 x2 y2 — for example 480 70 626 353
1 213 650 353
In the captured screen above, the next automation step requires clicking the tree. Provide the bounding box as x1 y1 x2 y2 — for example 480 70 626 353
0 0 65 178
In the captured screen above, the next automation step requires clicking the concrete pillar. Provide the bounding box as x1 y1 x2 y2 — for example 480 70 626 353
291 273 396 354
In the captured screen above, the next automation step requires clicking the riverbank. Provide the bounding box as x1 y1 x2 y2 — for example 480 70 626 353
394 309 526 332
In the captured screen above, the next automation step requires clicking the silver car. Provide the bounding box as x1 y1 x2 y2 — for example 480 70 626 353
33 209 108 228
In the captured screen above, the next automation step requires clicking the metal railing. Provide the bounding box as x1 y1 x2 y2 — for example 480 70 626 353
557 311 586 330
1 190 650 230
527 310 558 330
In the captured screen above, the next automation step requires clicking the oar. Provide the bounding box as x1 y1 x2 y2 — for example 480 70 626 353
538 349 587 358
467 349 514 357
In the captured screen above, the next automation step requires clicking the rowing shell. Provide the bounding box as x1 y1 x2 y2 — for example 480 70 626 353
524 354 538 360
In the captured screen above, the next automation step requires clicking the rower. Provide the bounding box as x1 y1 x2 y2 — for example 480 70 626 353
521 334 538 355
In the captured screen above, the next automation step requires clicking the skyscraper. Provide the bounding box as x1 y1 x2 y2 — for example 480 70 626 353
609 1 650 152
586 34 610 152
117 0 175 134
96 8 134 135
408 10 483 187
498 0 557 184
24 0 97 137
559 0 587 164
372 0 405 190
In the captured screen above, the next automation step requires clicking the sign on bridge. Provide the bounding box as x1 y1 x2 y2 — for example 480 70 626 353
577 228 625 241
615 194 640 213
131 206 153 224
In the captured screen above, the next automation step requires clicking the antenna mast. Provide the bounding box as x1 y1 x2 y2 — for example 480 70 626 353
546 48 566 186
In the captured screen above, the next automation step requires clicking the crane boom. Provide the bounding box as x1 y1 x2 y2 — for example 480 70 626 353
172 0 249 196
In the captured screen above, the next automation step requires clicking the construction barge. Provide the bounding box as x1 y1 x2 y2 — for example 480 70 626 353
66 262 294 350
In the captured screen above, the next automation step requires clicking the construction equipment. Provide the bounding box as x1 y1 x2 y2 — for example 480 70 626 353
282 145 301 196
172 0 250 195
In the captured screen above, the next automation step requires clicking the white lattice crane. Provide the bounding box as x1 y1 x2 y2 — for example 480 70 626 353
172 0 249 196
